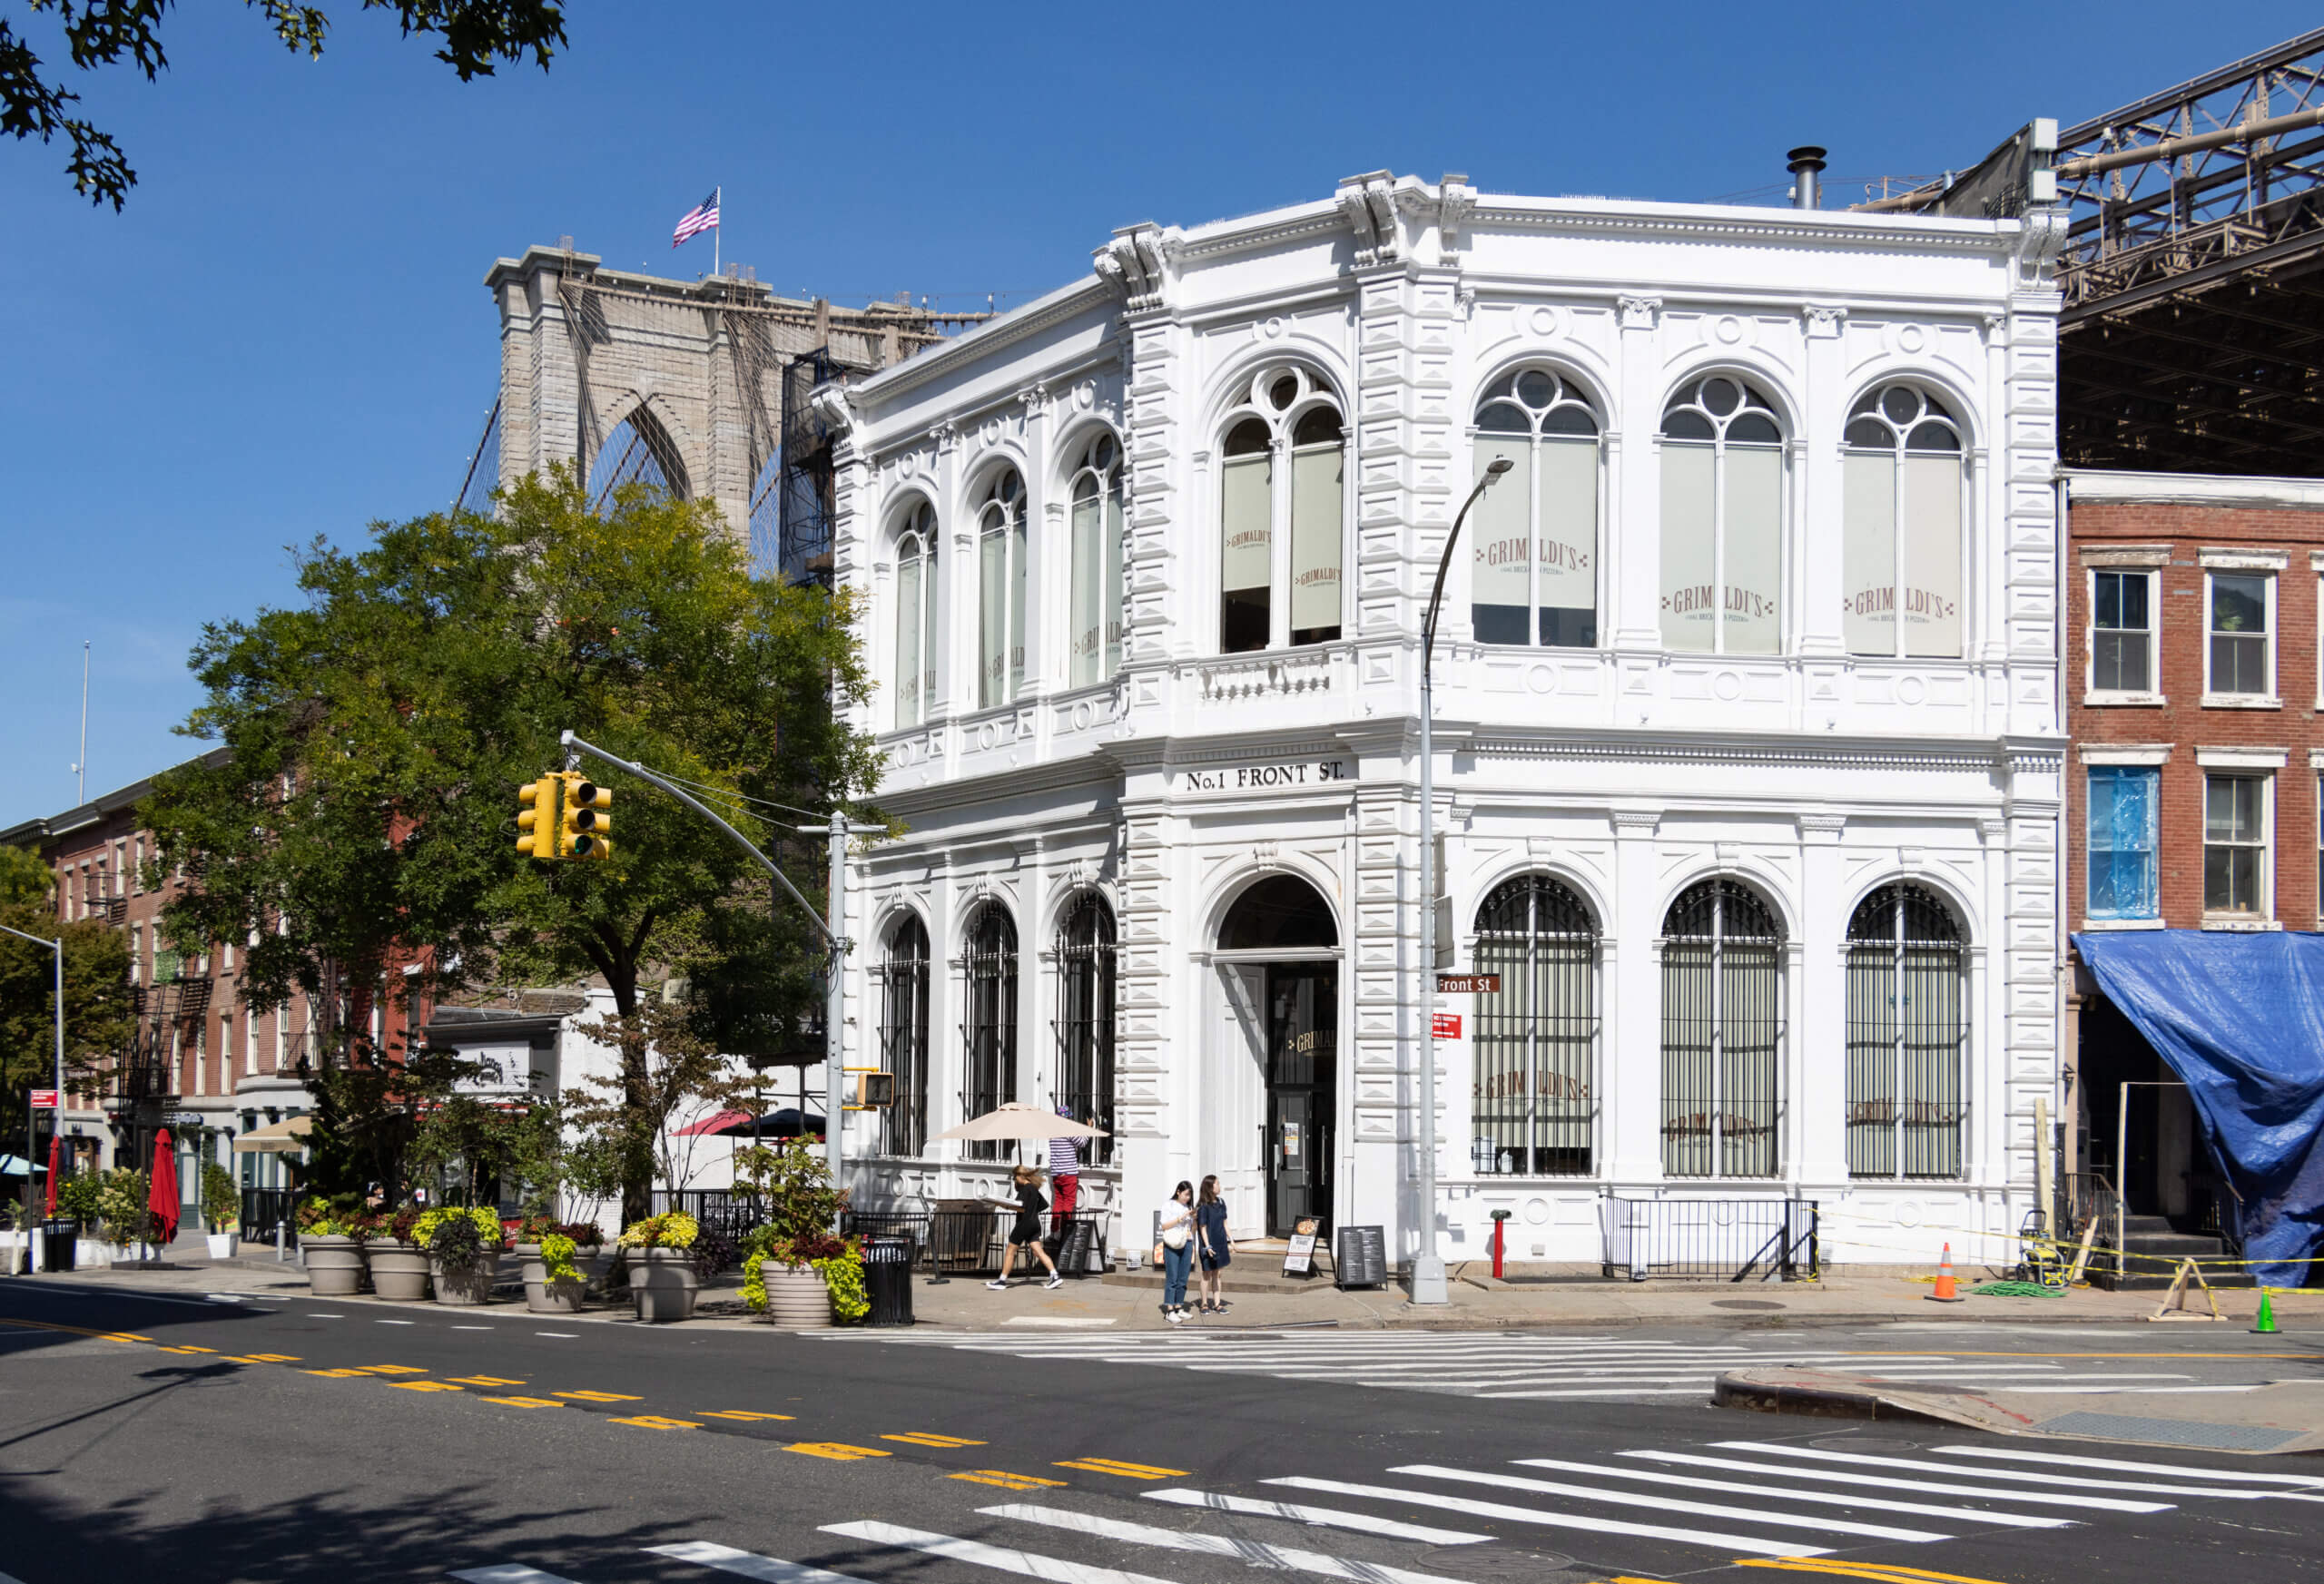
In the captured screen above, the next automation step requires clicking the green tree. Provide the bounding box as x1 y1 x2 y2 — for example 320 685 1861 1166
0 842 135 1121
5 1 567 210
142 470 880 1225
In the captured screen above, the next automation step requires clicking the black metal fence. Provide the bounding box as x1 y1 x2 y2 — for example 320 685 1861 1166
241 1188 299 1248
1601 1196 1817 1282
842 1206 1110 1277
647 1190 763 1245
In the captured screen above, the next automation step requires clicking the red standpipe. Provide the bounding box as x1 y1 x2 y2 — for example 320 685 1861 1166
1492 1215 1506 1280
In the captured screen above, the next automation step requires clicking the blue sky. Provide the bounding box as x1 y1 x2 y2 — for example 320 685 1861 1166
0 3 2312 826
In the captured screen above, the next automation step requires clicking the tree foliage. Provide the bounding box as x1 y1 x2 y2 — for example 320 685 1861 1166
4 0 566 209
0 843 135 1116
142 470 880 1224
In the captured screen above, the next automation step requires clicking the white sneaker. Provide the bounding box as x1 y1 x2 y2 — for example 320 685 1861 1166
1166 1307 1185 1324
985 1278 1010 1290
1044 1274 1064 1290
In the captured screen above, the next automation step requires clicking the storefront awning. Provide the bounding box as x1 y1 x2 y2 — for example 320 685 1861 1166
2073 930 2324 1286
231 1116 312 1154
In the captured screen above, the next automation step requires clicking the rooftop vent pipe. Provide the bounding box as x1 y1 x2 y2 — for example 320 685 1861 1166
1787 146 1827 210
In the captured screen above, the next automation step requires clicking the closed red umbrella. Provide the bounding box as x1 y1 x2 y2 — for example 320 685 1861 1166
43 1133 59 1219
149 1129 180 1245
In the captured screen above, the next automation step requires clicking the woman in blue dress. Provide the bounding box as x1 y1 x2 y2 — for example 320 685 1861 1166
1194 1174 1232 1315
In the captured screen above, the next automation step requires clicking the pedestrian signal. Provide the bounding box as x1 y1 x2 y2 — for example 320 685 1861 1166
516 776 559 860
562 776 613 860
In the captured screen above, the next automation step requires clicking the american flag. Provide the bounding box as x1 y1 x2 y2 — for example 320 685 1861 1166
672 189 720 248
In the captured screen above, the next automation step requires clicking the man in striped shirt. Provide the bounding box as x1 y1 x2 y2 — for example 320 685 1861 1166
1048 1107 1079 1240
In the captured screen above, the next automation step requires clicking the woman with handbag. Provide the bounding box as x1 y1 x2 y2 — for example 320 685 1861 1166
1193 1175 1232 1315
1155 1180 1196 1323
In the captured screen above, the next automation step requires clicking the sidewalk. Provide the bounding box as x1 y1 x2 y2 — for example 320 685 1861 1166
17 1242 2320 1333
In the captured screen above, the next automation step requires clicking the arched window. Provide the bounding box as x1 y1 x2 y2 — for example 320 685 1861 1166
892 500 937 730
1472 369 1600 648
1660 880 1783 1177
1218 367 1344 654
877 916 930 1156
1845 884 1966 1178
1472 875 1598 1176
1843 385 1965 659
1053 892 1117 1166
960 901 1019 1161
1659 376 1784 654
1068 433 1126 688
587 409 688 510
975 469 1029 708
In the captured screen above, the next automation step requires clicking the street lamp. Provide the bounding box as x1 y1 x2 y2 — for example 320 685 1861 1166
2 922 65 1256
1411 456 1514 1306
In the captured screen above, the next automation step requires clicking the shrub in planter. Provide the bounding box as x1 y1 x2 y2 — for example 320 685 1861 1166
616 1212 700 1323
294 1196 370 1296
367 1207 433 1302
514 1223 606 1314
416 1206 505 1305
95 1167 153 1254
55 1173 102 1232
743 1231 866 1329
202 1162 239 1259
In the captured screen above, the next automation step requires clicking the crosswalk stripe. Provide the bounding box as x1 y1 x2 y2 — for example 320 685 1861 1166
2000 1384 2256 1395
1929 1445 2324 1488
448 1568 583 1583
1622 1451 2173 1512
645 1541 864 1583
822 1520 1178 1584
1391 1464 1948 1544
1711 1441 2273 1500
1471 1388 1714 1399
983 1502 1474 1584
1143 1488 1490 1544
1262 1476 1830 1559
1510 1458 2073 1530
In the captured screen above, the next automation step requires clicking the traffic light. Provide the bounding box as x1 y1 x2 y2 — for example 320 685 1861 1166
516 775 559 860
562 774 613 860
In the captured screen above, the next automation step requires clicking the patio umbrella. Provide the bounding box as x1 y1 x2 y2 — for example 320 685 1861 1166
43 1134 59 1219
149 1129 181 1245
675 1108 754 1137
930 1103 1110 1144
0 1156 44 1175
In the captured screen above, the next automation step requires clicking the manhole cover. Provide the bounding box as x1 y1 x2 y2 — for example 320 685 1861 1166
1810 1435 1921 1452
1422 1547 1575 1578
1711 1299 1786 1310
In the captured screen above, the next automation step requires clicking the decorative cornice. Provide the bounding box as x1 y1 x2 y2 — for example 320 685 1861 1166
1617 295 1662 331
1336 170 1401 268
1094 222 1177 313
1803 304 1846 339
852 276 1119 406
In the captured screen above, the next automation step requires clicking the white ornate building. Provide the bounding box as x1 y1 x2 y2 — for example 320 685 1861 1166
822 172 2066 1273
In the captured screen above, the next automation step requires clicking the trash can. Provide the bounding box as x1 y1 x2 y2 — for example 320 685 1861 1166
862 1234 915 1327
42 1219 77 1273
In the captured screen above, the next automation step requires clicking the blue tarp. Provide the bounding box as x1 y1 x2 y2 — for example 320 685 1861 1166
2073 931 2324 1288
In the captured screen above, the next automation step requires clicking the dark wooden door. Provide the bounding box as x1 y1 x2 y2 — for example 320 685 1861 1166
1265 966 1336 1235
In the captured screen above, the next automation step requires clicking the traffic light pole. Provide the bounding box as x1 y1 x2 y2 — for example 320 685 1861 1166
1 922 64 1266
557 733 871 1185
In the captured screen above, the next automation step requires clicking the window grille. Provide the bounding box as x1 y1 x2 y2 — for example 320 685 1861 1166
959 902 1019 1161
1659 880 1783 1177
877 916 931 1156
1845 884 1966 1178
1052 891 1117 1167
1471 875 1598 1176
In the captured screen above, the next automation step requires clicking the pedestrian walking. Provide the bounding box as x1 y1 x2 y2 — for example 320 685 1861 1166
1193 1174 1232 1315
1155 1179 1196 1323
986 1165 1062 1291
1048 1106 1080 1241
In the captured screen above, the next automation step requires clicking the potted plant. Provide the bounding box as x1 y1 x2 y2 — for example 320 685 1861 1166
512 1218 607 1314
54 1173 100 1269
368 1205 431 1301
615 1212 700 1322
201 1163 240 1260
416 1205 505 1305
295 1195 369 1296
736 1137 852 1328
95 1167 152 1263
0 1199 26 1273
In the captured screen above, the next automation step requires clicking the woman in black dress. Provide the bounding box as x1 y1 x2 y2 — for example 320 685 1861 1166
1193 1174 1232 1314
988 1165 1062 1290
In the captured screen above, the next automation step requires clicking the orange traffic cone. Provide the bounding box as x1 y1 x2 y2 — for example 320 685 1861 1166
1927 1241 1965 1303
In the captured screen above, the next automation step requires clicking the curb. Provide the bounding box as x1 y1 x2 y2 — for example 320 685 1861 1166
1710 1371 1944 1423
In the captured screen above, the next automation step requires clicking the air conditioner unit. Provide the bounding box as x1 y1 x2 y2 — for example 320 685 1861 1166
845 1070 895 1110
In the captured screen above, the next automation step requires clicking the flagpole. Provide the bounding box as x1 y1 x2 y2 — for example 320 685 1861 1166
713 185 721 278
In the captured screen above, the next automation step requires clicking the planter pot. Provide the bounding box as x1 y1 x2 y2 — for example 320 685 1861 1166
301 1234 366 1297
760 1263 832 1329
205 1232 237 1261
428 1248 502 1306
369 1241 432 1302
515 1244 606 1314
630 1246 699 1323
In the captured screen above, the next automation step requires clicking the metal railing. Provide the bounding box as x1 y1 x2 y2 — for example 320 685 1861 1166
241 1188 299 1249
647 1190 763 1245
1601 1196 1818 1282
843 1206 1109 1278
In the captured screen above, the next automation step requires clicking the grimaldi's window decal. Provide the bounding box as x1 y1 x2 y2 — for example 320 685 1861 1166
1472 369 1601 648
1218 366 1345 654
1841 384 1965 660
1659 376 1784 654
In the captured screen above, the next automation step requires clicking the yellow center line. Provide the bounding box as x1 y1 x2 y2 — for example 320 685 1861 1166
447 1375 526 1387
787 1442 891 1461
0 1317 151 1343
390 1381 464 1392
610 1415 702 1430
1737 1560 2018 1584
699 1411 796 1422
1054 1458 1192 1479
554 1390 643 1402
481 1396 567 1408
883 1432 988 1448
950 1471 1068 1490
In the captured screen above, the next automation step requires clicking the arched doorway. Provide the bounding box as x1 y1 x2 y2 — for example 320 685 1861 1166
1216 875 1339 1235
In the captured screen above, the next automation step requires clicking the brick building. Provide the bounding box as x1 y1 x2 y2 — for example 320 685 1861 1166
2062 469 2324 1262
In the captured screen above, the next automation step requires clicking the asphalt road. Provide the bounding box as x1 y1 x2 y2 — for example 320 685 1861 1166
4 1280 2321 1584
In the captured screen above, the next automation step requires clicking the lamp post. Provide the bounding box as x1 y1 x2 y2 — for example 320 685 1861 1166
3 922 65 1257
1410 457 1514 1305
